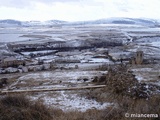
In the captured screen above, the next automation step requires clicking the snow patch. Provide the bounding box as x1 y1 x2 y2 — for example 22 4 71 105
31 91 111 112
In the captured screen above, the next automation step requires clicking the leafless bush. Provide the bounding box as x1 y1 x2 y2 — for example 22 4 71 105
88 65 160 119
0 95 53 120
105 65 137 94
0 78 8 88
0 94 159 120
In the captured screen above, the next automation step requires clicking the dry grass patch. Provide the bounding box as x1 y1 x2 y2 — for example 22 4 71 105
0 95 53 120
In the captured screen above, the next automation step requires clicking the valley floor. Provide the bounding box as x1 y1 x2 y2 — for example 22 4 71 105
0 24 160 114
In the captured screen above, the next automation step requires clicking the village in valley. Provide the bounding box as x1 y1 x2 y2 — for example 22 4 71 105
0 19 160 119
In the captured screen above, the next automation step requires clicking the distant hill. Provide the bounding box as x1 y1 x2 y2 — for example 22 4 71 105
71 17 158 26
0 19 22 27
22 20 67 26
0 19 21 25
0 18 159 27
0 19 67 27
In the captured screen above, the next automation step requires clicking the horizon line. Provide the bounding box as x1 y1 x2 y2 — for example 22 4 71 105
0 17 159 22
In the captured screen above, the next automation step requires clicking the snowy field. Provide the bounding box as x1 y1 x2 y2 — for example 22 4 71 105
4 69 110 111
31 91 111 112
0 23 160 112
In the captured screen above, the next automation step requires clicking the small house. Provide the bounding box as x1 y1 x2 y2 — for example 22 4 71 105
1 57 25 68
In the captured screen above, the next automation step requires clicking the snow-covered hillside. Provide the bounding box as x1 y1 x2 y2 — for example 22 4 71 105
71 17 159 26
22 20 67 26
0 18 159 27
0 19 21 27
0 19 67 27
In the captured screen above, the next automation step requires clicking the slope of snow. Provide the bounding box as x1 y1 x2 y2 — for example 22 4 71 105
0 18 159 27
31 91 112 112
46 91 111 112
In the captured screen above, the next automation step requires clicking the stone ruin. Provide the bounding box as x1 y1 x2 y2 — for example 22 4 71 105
130 51 144 65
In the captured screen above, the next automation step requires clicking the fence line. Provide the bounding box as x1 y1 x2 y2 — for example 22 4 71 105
0 85 106 94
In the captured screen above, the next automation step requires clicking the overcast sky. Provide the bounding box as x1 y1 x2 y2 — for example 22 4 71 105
0 0 160 21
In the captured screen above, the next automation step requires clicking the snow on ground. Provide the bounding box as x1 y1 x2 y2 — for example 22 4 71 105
149 41 160 48
89 58 110 63
31 91 111 112
135 76 144 81
0 33 31 42
16 69 110 112
35 55 58 60
137 37 160 49
0 43 14 55
21 50 56 55
18 70 107 82
131 67 160 83
1 24 160 112
132 68 153 72
58 63 110 70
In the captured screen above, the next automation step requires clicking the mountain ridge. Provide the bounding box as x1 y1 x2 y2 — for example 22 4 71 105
0 17 159 27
